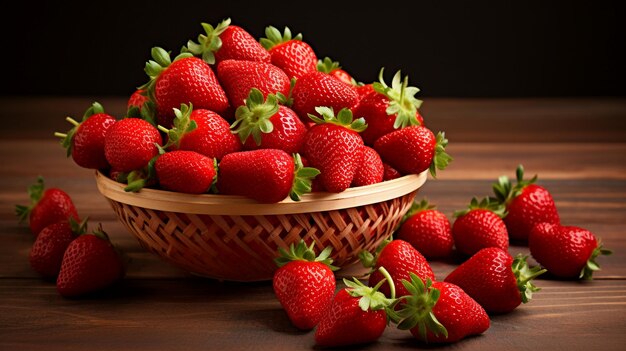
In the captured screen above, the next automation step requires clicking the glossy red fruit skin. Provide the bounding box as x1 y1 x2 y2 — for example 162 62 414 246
452 209 509 257
302 123 364 192
291 71 359 120
242 106 307 154
383 163 402 180
29 189 79 236
104 118 162 172
414 281 490 343
214 25 271 64
355 84 375 99
127 89 148 110
368 240 435 297
176 109 241 160
329 69 353 85
529 223 597 278
314 289 387 347
155 151 215 194
398 209 454 259
217 59 291 109
445 247 521 314
155 57 229 127
217 149 295 203
71 113 116 169
29 221 75 278
374 125 435 175
506 184 560 241
351 146 384 187
273 260 335 330
268 40 317 79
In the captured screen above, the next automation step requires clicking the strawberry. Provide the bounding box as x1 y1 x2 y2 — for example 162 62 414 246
452 197 509 257
29 218 87 279
355 83 375 99
260 26 317 79
314 272 396 347
291 71 359 120
529 223 611 279
155 150 217 194
231 89 306 154
15 177 80 236
351 146 384 187
361 239 435 298
217 59 291 109
127 89 148 111
353 69 424 146
141 47 229 128
317 57 354 85
492 165 560 241
55 102 116 170
302 107 366 192
374 126 451 177
56 227 124 297
183 18 270 65
444 247 546 314
217 151 319 203
383 163 402 180
397 199 454 259
392 274 490 343
104 118 162 173
273 240 336 330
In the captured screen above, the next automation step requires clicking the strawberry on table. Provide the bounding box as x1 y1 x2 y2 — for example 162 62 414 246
15 177 80 236
529 223 611 280
397 199 454 259
273 240 337 330
260 26 317 79
452 197 509 257
29 218 87 279
316 57 355 85
291 71 359 120
351 146 384 187
104 118 162 173
444 247 546 314
154 150 217 194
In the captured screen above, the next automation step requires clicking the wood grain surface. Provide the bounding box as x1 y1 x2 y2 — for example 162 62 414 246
0 97 625 350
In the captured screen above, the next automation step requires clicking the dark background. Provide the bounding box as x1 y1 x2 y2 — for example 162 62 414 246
1 1 624 98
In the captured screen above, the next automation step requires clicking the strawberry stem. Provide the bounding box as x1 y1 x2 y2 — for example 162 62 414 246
274 239 337 270
183 18 231 64
15 176 45 223
580 239 612 280
289 153 320 201
260 26 303 50
372 68 423 129
307 107 367 133
512 254 546 303
429 131 452 178
231 88 279 145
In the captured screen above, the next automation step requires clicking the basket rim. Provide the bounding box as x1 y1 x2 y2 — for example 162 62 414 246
94 170 427 215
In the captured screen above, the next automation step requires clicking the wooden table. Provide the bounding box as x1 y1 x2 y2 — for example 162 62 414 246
1 97 625 350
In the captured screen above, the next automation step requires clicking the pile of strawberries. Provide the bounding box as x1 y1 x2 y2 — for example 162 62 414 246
54 18 451 203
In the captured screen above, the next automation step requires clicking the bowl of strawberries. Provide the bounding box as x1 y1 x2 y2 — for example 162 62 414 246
59 18 450 281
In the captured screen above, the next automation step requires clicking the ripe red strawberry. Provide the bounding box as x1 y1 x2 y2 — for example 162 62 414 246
217 151 319 203
397 199 454 259
55 102 116 170
529 223 611 279
291 71 359 120
29 218 87 279
56 228 124 297
374 126 451 177
104 118 162 172
127 89 148 111
217 59 291 109
351 146 384 187
393 274 490 343
16 177 80 236
273 240 336 330
452 197 509 257
362 239 435 298
445 247 546 314
383 163 402 180
184 18 270 65
260 26 317 79
353 69 425 146
142 48 229 127
316 57 354 85
314 275 395 347
492 165 560 241
302 107 366 192
355 83 375 99
231 89 306 154
155 150 217 194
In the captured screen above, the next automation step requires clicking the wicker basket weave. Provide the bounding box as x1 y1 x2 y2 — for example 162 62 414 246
95 170 427 281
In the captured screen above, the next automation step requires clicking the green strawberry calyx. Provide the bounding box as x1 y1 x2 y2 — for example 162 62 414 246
308 106 367 133
54 102 106 157
345 266 396 313
289 153 320 201
373 68 423 129
15 176 46 223
512 254 547 303
157 103 198 150
231 88 280 146
453 196 507 218
123 154 159 193
317 57 341 74
580 239 612 280
492 164 538 205
126 91 157 127
274 239 337 270
429 131 453 178
402 198 436 223
183 18 231 65
388 273 448 342
260 26 302 51
68 216 89 237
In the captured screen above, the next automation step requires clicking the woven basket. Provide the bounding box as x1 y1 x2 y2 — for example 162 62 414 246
95 170 427 281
